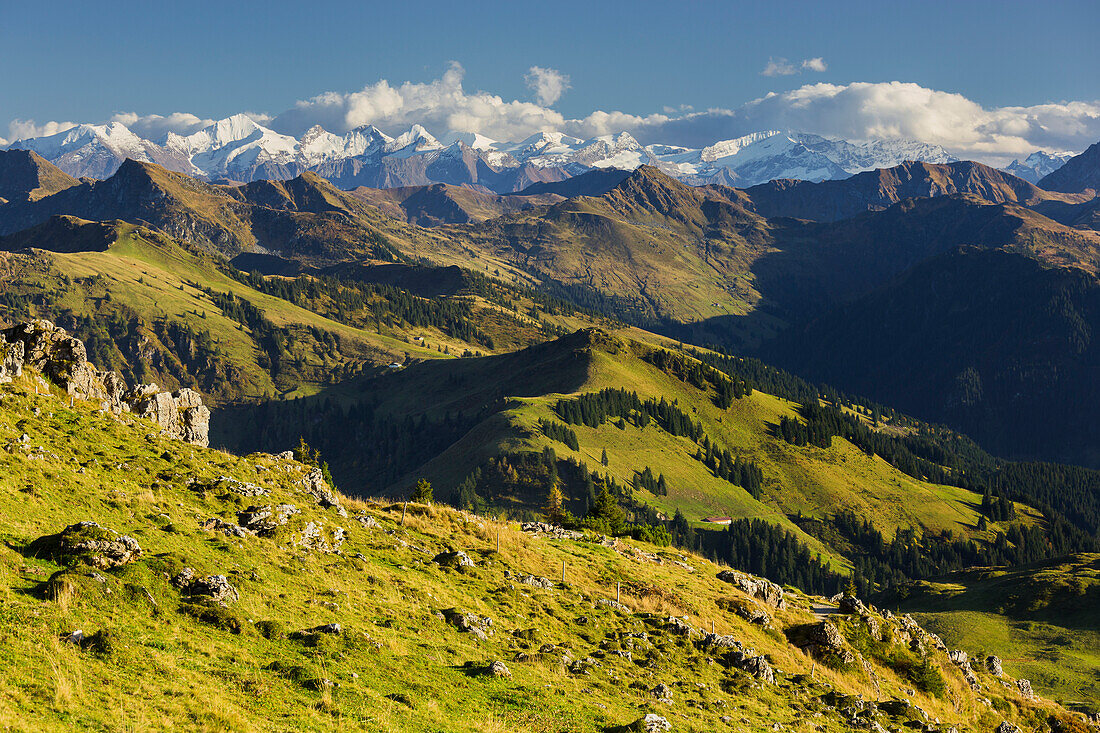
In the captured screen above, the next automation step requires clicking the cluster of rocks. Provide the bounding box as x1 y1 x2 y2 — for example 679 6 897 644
503 571 554 590
299 520 346 553
947 649 987 691
439 607 494 641
700 634 776 684
37 520 143 570
0 320 209 446
716 569 786 609
237 504 300 535
190 476 269 498
608 714 671 733
798 620 856 665
172 568 239 605
519 522 584 540
300 467 346 516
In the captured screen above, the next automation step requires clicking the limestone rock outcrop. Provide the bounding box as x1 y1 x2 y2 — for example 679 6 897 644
0 320 209 446
716 569 786 609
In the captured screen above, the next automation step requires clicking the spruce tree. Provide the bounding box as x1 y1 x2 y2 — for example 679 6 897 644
410 478 433 503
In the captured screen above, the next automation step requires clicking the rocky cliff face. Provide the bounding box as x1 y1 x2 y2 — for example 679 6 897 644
0 320 209 446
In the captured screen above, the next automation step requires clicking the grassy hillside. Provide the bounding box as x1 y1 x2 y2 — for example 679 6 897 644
882 555 1100 713
0 222 478 402
221 329 1031 584
0 365 1078 732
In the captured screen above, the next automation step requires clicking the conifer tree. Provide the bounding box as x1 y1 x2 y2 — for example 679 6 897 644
544 483 567 525
410 478 433 503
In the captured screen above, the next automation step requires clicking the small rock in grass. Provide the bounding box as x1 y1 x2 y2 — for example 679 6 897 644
487 660 511 678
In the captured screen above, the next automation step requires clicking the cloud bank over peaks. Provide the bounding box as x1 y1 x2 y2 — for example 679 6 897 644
6 65 1100 168
108 112 214 141
7 119 80 142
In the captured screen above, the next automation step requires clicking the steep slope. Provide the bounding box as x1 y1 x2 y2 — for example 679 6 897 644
882 554 1100 712
748 194 1100 320
1039 141 1100 193
0 161 415 264
0 221 473 403
0 149 80 204
1 361 1074 732
764 247 1100 467
744 160 1087 223
510 167 632 198
350 183 563 226
417 167 771 333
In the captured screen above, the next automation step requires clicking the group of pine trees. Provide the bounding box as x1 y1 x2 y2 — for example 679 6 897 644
538 418 580 451
643 347 750 408
633 466 668 496
232 269 497 349
556 388 704 441
698 436 763 498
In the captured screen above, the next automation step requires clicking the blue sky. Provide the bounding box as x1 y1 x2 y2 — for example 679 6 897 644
2 0 1098 160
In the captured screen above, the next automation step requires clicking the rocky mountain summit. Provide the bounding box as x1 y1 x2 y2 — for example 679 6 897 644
0 319 209 445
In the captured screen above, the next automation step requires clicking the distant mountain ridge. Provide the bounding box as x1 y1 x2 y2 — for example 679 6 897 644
1039 141 1100 193
5 116 961 192
742 160 1087 222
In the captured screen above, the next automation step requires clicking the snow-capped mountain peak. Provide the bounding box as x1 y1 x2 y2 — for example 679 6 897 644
1002 150 1074 184
441 131 499 151
4 115 978 193
701 131 785 163
386 124 442 156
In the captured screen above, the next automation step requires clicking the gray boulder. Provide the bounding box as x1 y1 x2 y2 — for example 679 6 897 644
986 655 1003 677
433 550 475 569
487 660 511 678
182 574 239 605
609 714 672 732
43 521 142 569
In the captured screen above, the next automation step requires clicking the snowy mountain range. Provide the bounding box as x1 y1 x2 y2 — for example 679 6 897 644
3 114 986 193
1001 150 1075 184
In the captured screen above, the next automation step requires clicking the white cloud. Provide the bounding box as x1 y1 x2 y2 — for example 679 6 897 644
109 112 213 140
763 57 827 77
242 111 273 126
761 58 798 77
525 66 571 106
271 62 667 141
722 81 1100 164
7 119 79 142
0 136 7 147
